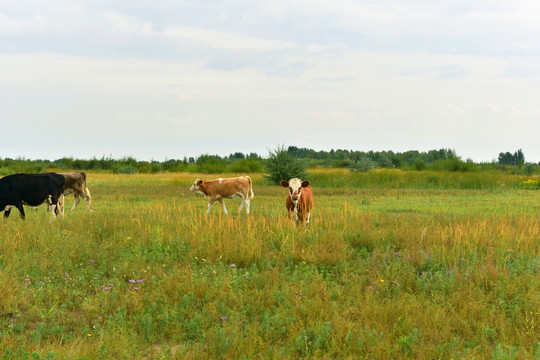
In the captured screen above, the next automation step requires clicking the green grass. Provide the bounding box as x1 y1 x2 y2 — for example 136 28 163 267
0 172 539 359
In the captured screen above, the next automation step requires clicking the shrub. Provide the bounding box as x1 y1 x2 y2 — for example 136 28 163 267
376 154 394 168
229 158 263 173
137 162 162 174
264 145 307 185
429 158 479 172
349 156 376 172
112 165 138 174
414 160 426 171
522 163 538 176
333 159 353 168
196 155 228 174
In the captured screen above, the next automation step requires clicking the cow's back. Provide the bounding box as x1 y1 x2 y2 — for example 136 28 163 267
60 171 86 189
205 177 250 197
0 173 65 207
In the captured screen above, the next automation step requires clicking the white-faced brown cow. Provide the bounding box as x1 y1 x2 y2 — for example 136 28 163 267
58 171 92 214
189 176 254 215
280 178 313 226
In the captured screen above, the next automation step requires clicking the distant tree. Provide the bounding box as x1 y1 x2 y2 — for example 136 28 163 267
265 145 307 185
391 157 402 168
498 149 525 167
376 153 393 168
515 149 525 167
287 146 301 157
514 149 525 175
229 152 245 160
196 154 227 173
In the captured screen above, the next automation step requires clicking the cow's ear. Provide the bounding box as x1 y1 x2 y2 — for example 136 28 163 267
301 180 310 188
280 180 289 188
197 179 203 185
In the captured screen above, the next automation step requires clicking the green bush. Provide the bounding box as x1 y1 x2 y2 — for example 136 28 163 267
112 165 138 174
229 158 263 173
349 156 376 172
522 163 538 176
264 145 307 185
414 160 426 171
428 158 479 172
196 155 228 174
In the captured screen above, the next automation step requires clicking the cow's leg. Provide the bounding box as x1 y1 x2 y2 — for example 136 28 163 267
49 203 57 221
305 211 311 227
84 187 93 211
238 193 246 215
287 207 295 223
58 194 65 217
239 192 251 215
238 193 249 215
46 195 58 221
17 204 26 220
245 198 250 214
206 197 215 214
4 205 14 219
218 198 228 215
71 194 80 211
293 206 299 225
82 194 92 211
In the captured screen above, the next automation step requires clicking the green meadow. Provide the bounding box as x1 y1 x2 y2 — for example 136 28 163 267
0 170 539 359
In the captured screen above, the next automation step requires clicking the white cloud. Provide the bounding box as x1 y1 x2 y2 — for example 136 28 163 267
0 11 45 34
302 111 357 124
103 12 296 52
161 25 296 51
105 13 153 35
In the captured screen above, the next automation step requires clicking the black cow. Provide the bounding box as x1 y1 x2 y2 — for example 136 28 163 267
0 173 65 220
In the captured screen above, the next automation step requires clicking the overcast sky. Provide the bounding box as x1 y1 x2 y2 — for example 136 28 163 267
1 1 539 162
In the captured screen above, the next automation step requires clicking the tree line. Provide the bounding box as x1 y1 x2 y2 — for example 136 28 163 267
0 147 538 175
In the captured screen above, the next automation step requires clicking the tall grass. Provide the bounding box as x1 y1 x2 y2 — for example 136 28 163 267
307 168 529 189
0 172 538 359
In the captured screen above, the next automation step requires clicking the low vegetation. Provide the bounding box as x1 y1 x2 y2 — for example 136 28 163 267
1 147 538 176
0 170 538 359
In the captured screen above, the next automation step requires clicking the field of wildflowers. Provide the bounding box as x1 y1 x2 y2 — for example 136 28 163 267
0 171 538 359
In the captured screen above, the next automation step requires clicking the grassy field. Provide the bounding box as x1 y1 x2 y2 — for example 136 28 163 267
0 170 539 359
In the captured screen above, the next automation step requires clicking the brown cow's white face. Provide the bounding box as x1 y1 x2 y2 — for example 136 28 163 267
280 178 310 204
189 179 203 192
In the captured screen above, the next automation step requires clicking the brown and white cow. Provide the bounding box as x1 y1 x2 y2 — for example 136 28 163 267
58 171 93 214
189 176 254 215
280 178 313 226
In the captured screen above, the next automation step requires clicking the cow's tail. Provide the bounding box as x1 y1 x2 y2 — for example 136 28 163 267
246 176 254 199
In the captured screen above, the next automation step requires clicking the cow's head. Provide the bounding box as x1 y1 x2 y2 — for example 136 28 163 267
189 179 204 192
280 178 310 203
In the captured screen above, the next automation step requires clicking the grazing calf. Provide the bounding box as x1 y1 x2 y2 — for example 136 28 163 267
190 176 254 215
58 171 92 213
0 173 65 220
280 178 313 226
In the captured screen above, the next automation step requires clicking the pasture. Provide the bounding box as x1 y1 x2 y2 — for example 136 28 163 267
0 170 539 359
